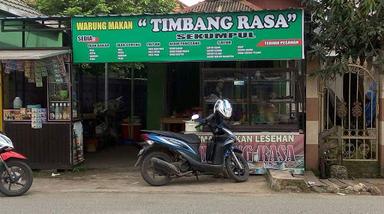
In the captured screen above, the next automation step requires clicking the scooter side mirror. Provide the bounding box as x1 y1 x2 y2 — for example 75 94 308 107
191 114 200 120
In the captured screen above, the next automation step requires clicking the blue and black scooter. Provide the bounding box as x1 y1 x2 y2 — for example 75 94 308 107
135 99 249 186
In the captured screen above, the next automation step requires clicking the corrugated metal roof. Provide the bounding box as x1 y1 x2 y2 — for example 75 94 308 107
0 0 43 17
0 49 70 60
174 1 187 12
0 15 69 20
247 0 303 10
183 0 261 13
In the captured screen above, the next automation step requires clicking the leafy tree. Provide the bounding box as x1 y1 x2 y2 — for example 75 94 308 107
108 0 177 14
33 0 110 16
34 0 176 16
305 0 384 79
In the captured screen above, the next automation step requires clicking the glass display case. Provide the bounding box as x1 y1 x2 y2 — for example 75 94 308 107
249 69 296 125
203 68 249 125
202 68 303 131
47 57 71 121
46 56 80 121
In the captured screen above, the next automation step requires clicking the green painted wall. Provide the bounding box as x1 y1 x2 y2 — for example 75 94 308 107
26 31 63 48
146 64 167 129
0 13 63 48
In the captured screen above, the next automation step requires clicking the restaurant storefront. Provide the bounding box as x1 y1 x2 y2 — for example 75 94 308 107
1 2 383 178
71 9 306 174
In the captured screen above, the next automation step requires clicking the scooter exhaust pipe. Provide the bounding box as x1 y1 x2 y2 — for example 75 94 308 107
151 157 180 175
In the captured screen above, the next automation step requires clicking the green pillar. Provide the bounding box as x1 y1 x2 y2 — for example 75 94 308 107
146 64 167 129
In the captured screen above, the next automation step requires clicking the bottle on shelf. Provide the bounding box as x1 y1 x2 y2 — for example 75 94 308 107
13 97 23 109
54 103 60 120
62 103 67 120
59 103 63 119
63 103 70 120
50 102 55 120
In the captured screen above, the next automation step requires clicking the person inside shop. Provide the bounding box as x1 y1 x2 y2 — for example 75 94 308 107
365 81 377 128
214 81 224 99
205 81 224 103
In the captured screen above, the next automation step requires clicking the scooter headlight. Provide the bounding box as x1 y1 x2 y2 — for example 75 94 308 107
145 140 154 146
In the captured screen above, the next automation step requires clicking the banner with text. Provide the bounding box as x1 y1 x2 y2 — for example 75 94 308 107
72 9 304 63
196 132 305 175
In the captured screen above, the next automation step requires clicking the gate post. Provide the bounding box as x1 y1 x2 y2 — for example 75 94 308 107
379 74 384 176
305 59 320 173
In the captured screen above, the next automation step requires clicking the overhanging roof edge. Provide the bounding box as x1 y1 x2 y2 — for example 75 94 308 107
0 8 305 21
71 8 304 18
0 15 70 21
0 49 70 60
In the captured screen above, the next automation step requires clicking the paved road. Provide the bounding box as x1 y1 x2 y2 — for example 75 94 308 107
1 168 382 214
1 192 383 214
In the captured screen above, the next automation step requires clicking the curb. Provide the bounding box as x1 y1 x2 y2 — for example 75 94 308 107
266 169 310 192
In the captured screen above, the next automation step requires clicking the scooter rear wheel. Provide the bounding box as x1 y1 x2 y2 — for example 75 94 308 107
141 151 172 186
225 152 249 182
0 160 33 196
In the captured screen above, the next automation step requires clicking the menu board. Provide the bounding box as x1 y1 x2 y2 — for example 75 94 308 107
72 9 304 63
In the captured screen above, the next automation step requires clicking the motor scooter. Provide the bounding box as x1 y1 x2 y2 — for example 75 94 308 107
93 96 125 144
0 133 33 196
135 99 249 186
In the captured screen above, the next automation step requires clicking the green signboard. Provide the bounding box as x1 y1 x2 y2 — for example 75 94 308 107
72 10 304 63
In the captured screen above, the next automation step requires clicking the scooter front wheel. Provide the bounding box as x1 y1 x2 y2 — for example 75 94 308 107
0 160 33 196
141 151 172 186
225 152 249 182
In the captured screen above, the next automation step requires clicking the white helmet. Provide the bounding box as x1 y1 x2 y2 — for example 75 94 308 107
214 99 232 119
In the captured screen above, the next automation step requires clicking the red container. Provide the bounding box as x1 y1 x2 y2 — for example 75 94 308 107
121 123 141 141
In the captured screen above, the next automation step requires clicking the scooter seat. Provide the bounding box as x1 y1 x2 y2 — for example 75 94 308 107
143 130 201 144
174 133 201 145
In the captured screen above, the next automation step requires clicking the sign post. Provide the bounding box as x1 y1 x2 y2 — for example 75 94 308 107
104 63 108 109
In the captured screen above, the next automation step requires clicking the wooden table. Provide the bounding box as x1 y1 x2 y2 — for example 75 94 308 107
160 117 189 131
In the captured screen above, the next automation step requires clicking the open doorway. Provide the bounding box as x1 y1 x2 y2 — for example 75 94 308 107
163 62 201 132
79 64 147 169
80 62 200 169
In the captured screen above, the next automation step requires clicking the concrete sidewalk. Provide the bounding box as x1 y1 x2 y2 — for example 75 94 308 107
31 168 384 196
32 168 273 195
30 144 271 195
31 144 269 195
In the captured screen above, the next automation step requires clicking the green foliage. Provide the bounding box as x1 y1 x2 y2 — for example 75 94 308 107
109 63 146 78
305 0 384 79
35 0 176 16
35 0 111 16
108 0 177 14
72 163 87 172
78 63 146 78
